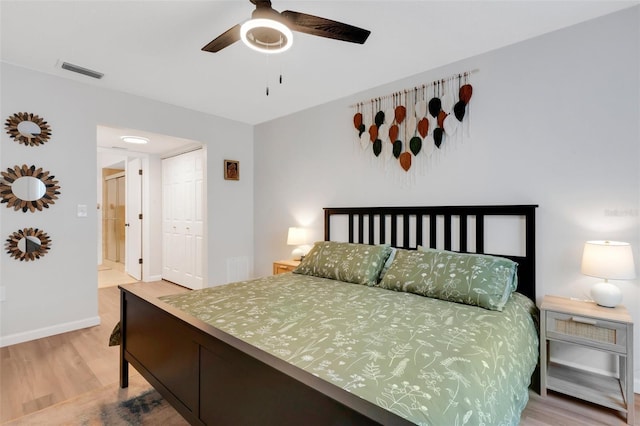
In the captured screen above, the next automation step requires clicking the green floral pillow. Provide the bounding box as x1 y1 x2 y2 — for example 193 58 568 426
378 248 518 311
293 241 392 286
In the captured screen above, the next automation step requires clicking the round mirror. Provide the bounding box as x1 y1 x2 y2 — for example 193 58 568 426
0 164 61 213
17 235 42 253
5 228 51 261
11 176 46 202
5 112 52 146
17 120 42 138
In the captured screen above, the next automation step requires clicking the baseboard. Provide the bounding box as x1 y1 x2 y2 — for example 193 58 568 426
144 274 162 282
0 316 101 347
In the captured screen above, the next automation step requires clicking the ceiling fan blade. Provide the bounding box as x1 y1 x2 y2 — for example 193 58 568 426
202 24 241 53
281 10 370 44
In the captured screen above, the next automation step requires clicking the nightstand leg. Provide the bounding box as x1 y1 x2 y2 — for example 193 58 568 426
540 312 547 397
624 323 634 425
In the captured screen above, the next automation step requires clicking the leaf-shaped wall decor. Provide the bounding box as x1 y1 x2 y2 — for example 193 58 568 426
378 123 389 143
443 114 460 136
369 125 378 142
352 71 474 174
424 135 435 156
454 101 466 122
372 139 382 157
409 136 422 155
353 112 363 130
360 132 370 149
417 118 429 138
389 124 399 143
434 128 444 148
437 111 448 128
459 84 473 104
406 116 417 137
428 98 441 118
394 106 406 124
392 140 402 158
385 107 395 125
441 92 454 114
399 152 412 171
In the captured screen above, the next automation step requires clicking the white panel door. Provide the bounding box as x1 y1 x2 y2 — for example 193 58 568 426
125 157 142 280
162 150 204 289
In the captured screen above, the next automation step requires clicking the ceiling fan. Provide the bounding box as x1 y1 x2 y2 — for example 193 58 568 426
202 0 371 54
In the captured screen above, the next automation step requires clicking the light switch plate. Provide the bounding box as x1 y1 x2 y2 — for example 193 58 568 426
77 204 88 217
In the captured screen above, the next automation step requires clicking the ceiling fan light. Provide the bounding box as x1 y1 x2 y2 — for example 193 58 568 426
240 18 292 54
121 136 149 144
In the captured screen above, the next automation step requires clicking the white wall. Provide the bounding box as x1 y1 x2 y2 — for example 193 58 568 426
254 8 640 385
0 62 254 346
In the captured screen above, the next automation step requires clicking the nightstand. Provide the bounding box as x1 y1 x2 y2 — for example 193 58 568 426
273 259 300 275
540 295 634 424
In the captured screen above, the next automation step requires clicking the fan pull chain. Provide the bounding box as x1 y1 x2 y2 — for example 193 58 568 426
263 53 285 96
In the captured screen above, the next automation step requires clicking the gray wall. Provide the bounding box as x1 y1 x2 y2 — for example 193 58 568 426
0 63 254 345
254 8 640 386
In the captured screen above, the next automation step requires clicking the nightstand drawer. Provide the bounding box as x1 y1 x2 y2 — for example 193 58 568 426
274 264 296 274
273 260 301 275
545 311 627 353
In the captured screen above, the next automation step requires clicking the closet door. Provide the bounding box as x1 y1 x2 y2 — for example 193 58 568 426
162 150 205 289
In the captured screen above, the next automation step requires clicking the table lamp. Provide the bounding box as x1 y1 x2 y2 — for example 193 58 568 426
581 240 636 307
287 227 309 260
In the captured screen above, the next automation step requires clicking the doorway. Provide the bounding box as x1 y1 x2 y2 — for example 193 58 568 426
103 169 125 264
99 165 138 288
96 125 206 288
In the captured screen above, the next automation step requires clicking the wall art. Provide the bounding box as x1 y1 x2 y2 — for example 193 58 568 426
0 164 61 212
352 71 474 174
224 159 239 181
5 227 52 261
5 112 52 147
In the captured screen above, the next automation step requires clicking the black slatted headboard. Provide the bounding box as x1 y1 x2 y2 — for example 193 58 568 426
324 205 538 302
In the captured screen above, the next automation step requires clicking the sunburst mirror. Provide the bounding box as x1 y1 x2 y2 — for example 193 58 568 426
5 112 52 147
0 165 61 212
5 228 52 261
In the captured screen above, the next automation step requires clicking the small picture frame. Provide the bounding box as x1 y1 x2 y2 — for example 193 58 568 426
224 159 239 181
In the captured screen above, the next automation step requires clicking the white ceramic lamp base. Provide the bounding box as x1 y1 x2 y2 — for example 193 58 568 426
590 281 622 308
291 247 305 261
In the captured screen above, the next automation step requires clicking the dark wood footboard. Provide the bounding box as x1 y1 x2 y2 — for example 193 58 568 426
119 285 413 426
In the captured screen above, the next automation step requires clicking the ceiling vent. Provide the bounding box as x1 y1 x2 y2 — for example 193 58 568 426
60 62 104 79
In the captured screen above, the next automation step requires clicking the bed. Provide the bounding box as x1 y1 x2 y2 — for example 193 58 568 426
118 205 539 425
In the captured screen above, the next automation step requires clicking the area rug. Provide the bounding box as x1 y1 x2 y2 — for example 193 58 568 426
3 374 188 425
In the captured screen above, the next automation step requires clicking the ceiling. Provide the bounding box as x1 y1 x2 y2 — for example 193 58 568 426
1 1 637 152
97 125 203 155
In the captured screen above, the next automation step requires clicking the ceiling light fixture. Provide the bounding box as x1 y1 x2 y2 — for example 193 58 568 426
121 136 149 145
240 18 292 54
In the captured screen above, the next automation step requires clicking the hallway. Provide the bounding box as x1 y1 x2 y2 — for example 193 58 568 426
98 260 138 288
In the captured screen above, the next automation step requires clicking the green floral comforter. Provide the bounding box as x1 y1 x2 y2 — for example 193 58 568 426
160 273 538 426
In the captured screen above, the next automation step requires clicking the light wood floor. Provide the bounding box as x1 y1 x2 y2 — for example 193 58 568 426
1 280 638 425
0 281 188 424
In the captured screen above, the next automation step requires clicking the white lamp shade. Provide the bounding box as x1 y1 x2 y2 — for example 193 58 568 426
581 240 636 280
287 227 308 246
